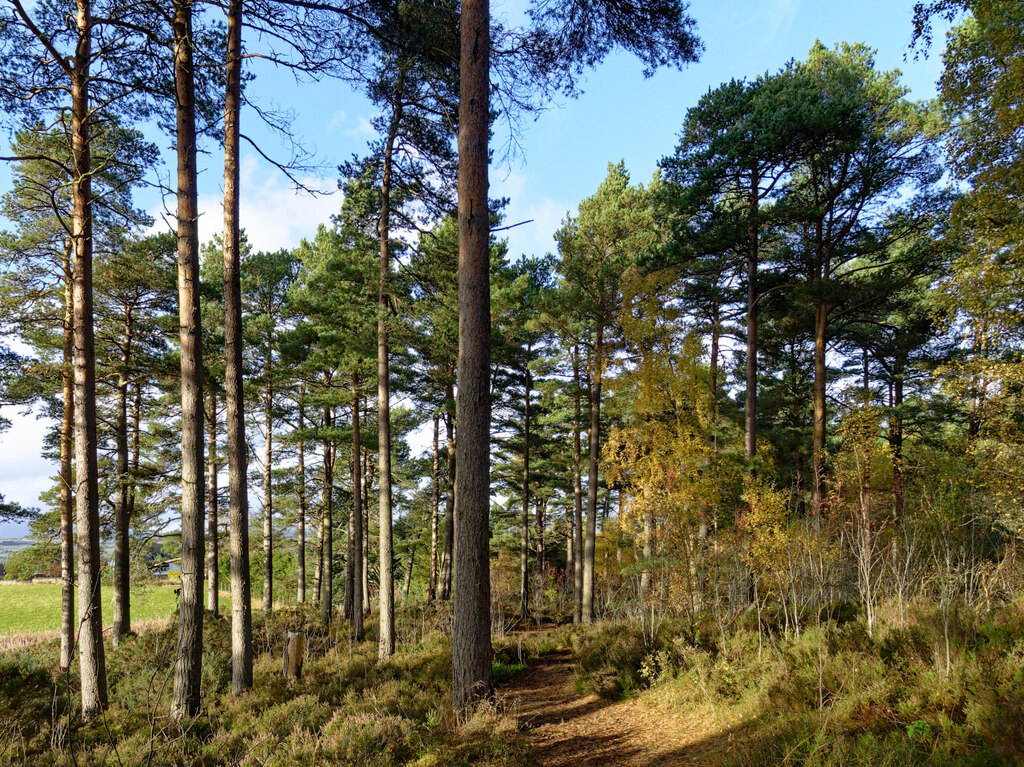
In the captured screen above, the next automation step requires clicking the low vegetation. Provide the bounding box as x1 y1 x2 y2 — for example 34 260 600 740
0 605 537 766
570 604 1024 766
0 584 181 636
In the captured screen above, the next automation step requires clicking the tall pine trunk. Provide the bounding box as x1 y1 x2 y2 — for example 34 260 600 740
362 444 370 614
71 0 107 714
59 240 75 672
263 381 273 614
428 413 440 601
452 0 493 708
438 395 455 601
519 359 531 620
582 328 603 623
377 111 400 662
811 302 829 516
351 375 364 640
297 385 307 602
536 500 546 574
206 392 219 614
112 311 131 646
892 352 905 518
222 0 253 696
572 344 583 625
320 408 334 625
171 0 206 719
745 176 759 461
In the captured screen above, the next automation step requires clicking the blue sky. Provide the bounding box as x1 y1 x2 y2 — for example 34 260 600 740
0 0 949 537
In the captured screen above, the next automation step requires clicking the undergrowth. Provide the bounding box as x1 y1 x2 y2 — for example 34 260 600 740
0 604 536 766
568 604 1024 766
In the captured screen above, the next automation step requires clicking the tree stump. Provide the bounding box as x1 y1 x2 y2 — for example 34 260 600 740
282 630 305 680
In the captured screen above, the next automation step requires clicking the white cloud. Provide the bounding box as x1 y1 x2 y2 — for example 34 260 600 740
152 154 340 253
761 0 800 44
326 109 348 134
0 408 57 536
492 170 570 260
348 116 376 140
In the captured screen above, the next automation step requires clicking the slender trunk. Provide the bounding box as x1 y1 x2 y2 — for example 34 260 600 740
69 0 107 717
321 407 334 625
811 302 829 516
378 112 400 662
566 506 574 605
206 391 219 615
222 0 252 696
640 504 653 604
745 175 759 461
60 241 75 672
452 0 493 708
112 311 131 646
345 484 354 620
892 354 905 519
297 385 306 602
428 413 440 601
130 382 140 517
862 345 870 397
314 506 324 603
402 544 415 602
536 500 546 575
263 382 273 613
572 344 583 625
710 306 720 436
362 448 370 613
171 0 206 719
519 359 531 620
438 396 455 601
351 376 364 640
582 327 603 623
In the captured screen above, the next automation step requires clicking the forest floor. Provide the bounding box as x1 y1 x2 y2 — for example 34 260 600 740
501 648 753 767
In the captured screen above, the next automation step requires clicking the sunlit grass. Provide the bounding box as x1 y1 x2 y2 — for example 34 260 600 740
0 583 190 635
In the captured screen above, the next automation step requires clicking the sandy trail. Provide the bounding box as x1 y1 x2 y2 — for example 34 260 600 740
502 650 749 767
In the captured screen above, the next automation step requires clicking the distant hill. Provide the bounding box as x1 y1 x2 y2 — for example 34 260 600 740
0 538 33 563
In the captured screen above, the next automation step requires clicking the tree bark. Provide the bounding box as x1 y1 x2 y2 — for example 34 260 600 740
222 0 252 696
320 408 334 625
206 391 219 615
377 111 400 662
640 504 653 603
344 481 354 620
402 544 415 602
112 308 132 646
452 0 493 708
314 505 324 603
811 302 829 516
171 0 206 719
362 444 370 614
572 344 583 625
745 174 759 461
60 240 75 673
71 0 107 715
566 504 574 596
351 375 364 640
519 358 531 620
582 328 603 623
263 380 273 614
892 352 905 519
297 384 306 603
428 412 440 601
438 392 455 601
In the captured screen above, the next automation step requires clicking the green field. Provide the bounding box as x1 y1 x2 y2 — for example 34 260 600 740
0 583 184 635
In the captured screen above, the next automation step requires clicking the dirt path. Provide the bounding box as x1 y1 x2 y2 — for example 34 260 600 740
501 650 748 767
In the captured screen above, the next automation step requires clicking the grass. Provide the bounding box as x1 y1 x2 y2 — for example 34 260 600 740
567 608 1024 766
0 604 531 766
0 583 186 635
